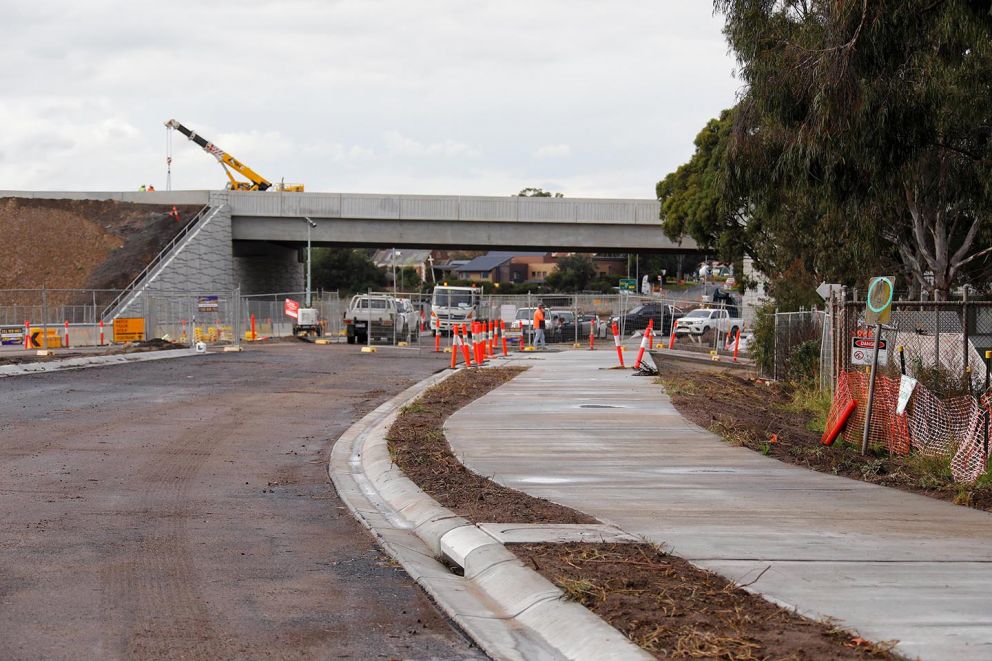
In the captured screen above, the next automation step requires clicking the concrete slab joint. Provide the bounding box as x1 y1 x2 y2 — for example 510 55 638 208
328 368 653 661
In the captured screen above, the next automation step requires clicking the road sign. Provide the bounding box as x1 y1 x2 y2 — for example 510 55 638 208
284 298 300 319
851 336 888 366
1 326 24 346
197 295 219 312
816 282 842 301
865 276 895 325
113 318 145 343
619 278 636 292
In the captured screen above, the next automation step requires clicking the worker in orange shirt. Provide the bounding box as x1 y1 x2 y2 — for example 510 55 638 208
533 304 546 349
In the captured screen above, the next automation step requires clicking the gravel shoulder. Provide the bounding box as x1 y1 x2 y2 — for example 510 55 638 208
0 343 479 659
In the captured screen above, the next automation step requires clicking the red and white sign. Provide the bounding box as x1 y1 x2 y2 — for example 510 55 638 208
284 298 300 319
851 336 888 366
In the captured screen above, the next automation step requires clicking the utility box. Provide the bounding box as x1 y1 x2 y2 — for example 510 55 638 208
293 308 323 337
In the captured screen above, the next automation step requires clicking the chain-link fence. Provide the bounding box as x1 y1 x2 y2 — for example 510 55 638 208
820 296 992 483
764 309 826 382
834 300 992 395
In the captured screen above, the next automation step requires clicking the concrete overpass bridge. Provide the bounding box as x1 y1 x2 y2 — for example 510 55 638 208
2 190 698 316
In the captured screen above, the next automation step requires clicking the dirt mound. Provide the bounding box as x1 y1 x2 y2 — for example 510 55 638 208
0 198 201 304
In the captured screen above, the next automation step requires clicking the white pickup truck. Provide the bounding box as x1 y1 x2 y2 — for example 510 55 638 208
345 294 400 344
673 308 743 339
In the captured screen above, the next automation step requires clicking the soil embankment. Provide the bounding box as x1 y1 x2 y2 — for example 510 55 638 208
0 197 200 304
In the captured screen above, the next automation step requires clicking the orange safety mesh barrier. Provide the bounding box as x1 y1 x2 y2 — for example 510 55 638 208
826 370 992 482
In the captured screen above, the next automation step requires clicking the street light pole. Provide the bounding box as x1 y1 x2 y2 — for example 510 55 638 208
303 217 317 307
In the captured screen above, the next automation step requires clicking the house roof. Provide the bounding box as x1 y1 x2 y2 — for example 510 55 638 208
371 249 432 267
455 251 548 273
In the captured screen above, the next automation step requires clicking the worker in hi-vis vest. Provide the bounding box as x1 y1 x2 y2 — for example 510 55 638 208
533 304 546 349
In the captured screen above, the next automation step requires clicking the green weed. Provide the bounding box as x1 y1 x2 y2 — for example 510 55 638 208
782 384 833 434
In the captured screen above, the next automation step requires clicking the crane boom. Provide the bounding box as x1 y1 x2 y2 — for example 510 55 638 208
165 119 283 191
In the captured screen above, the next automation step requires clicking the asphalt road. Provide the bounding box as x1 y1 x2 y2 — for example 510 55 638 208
0 342 481 660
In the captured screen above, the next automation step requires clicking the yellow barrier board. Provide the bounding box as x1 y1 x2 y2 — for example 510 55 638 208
24 328 62 348
113 318 145 343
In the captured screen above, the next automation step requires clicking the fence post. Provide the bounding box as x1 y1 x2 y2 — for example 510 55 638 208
963 295 970 390
233 287 242 350
41 286 48 350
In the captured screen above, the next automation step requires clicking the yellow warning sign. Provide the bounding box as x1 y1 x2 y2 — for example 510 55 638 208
24 328 62 348
113 318 145 343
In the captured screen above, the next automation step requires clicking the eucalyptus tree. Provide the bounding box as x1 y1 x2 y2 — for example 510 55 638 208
713 0 992 298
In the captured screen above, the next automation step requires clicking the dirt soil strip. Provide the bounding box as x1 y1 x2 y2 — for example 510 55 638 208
387 366 596 523
513 543 898 661
0 339 186 366
654 360 992 512
387 366 900 660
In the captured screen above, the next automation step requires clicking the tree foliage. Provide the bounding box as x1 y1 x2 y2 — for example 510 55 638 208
311 248 386 295
518 187 564 198
545 255 597 292
710 0 992 299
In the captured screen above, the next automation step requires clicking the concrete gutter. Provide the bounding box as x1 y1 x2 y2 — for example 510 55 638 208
648 348 756 372
0 348 202 378
328 368 652 661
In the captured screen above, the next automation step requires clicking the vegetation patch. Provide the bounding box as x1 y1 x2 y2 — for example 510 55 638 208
656 362 992 512
514 543 899 660
386 366 595 523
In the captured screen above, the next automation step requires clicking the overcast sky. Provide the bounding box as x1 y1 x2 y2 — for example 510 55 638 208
0 1 739 199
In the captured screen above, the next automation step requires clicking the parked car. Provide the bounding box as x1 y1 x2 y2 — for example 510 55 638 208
394 298 419 339
344 294 400 344
673 308 743 339
611 303 682 336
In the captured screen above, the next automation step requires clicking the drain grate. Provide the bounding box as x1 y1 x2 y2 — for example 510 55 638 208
579 404 619 409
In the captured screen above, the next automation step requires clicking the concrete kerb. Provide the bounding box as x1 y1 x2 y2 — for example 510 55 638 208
328 365 653 661
0 348 204 378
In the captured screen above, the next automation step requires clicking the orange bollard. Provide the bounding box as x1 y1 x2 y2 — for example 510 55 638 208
435 330 441 353
450 328 460 369
24 321 30 350
250 314 256 341
475 322 485 364
500 321 509 357
668 321 677 349
822 400 857 446
489 321 496 355
64 321 69 348
98 320 105 346
460 324 474 366
732 327 742 362
589 324 596 351
611 322 625 368
634 319 654 369
648 326 654 350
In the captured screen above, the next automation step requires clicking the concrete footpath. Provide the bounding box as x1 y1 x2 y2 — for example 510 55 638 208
446 350 992 661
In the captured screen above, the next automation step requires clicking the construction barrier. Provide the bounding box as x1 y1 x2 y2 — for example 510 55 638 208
634 319 654 370
611 322 625 368
459 324 474 367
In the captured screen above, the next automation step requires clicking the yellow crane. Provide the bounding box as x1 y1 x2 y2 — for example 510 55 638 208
165 119 304 192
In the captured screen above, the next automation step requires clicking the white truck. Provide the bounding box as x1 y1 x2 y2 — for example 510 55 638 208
344 294 400 344
429 285 483 334
673 308 743 339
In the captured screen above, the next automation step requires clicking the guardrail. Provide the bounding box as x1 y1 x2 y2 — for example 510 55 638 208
100 204 211 320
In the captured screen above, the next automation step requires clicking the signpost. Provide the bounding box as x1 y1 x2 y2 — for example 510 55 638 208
197 295 219 312
861 276 896 454
0 326 24 346
851 337 888 367
112 318 145 343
